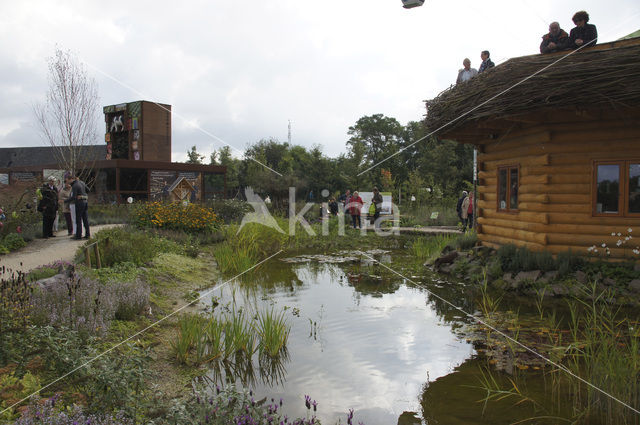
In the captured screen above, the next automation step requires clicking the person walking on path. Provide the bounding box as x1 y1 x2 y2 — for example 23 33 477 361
348 191 363 229
466 193 474 230
456 190 468 224
68 172 90 240
461 192 471 230
59 178 73 235
371 187 383 229
38 176 58 238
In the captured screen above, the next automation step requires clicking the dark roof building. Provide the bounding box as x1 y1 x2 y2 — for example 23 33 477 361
0 101 225 203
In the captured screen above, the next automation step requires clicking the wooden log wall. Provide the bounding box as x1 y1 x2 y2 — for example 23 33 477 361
474 115 640 258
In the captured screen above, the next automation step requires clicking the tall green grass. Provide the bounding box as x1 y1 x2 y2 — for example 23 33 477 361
410 234 457 261
171 307 290 366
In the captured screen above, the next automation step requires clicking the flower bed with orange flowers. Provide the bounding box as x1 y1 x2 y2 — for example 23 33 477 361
132 201 221 233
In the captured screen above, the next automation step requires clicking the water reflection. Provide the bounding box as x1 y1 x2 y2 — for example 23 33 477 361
199 255 475 425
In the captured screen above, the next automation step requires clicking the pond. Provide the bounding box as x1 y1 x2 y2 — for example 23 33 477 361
197 250 565 424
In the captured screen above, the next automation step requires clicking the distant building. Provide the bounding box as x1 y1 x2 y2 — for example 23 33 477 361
425 37 640 258
0 100 226 203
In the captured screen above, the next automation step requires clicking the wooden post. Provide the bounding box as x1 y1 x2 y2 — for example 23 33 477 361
85 247 91 267
94 244 101 269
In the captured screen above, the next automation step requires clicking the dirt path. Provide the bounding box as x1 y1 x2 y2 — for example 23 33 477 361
0 224 122 274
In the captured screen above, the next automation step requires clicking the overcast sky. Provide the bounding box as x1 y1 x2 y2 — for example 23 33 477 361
1 0 638 162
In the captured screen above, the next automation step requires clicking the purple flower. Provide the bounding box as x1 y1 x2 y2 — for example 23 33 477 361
312 400 317 412
304 395 311 410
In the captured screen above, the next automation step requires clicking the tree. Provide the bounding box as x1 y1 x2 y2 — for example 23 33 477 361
186 145 204 164
346 114 403 189
34 48 100 179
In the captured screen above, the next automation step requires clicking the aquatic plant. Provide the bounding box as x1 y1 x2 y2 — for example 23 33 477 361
255 308 290 357
410 234 456 261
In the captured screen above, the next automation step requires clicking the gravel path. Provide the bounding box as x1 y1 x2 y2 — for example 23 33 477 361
0 224 121 274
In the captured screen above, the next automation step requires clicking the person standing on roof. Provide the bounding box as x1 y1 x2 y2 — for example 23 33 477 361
569 11 597 49
456 58 478 84
478 51 495 73
540 21 570 53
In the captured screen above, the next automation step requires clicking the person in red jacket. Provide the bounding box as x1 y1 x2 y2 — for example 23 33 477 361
348 191 363 229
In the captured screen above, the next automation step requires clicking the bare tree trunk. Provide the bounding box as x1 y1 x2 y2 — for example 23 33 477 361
33 48 100 183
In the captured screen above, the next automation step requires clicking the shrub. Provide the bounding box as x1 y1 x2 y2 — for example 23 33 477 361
31 269 149 333
205 199 252 224
15 395 133 424
3 233 26 251
88 203 131 225
88 226 183 267
455 231 478 250
155 385 329 425
132 201 221 233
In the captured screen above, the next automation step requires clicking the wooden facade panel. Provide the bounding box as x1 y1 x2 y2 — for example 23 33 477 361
481 208 549 224
142 102 171 162
549 174 591 184
548 212 640 226
479 233 546 251
518 183 589 194
478 216 636 238
548 194 590 204
482 130 551 154
518 202 590 213
526 165 586 175
483 153 549 169
482 224 547 245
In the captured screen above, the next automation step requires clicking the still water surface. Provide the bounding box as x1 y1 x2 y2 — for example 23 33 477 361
200 252 475 424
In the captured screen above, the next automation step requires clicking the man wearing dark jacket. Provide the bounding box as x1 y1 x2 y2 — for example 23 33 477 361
540 22 570 53
569 10 597 49
39 176 58 238
68 173 90 240
478 51 494 73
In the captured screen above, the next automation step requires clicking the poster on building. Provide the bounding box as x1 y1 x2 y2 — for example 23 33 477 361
10 172 38 183
0 174 8 185
150 170 201 202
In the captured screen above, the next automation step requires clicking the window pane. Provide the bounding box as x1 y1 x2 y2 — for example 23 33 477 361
596 164 619 214
629 163 640 214
498 169 507 210
509 168 518 210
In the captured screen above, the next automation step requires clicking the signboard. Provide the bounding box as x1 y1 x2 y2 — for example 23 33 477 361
150 170 202 202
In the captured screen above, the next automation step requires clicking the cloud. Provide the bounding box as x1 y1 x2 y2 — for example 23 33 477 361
1 0 638 160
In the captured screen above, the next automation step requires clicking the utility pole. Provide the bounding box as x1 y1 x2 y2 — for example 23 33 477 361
288 120 292 145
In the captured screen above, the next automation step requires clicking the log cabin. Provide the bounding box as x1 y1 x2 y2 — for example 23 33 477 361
425 37 640 258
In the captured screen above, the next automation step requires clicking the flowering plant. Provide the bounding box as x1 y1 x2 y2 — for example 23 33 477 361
588 228 639 257
132 201 221 233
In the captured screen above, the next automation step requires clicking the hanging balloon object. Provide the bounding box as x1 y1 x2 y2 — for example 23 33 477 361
401 0 424 9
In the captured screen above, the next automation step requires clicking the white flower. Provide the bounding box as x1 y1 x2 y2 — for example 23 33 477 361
630 235 633 240
617 240 623 246
634 249 640 255
594 249 598 253
625 236 630 241
629 228 633 233
617 232 622 237
601 243 607 248
611 232 616 236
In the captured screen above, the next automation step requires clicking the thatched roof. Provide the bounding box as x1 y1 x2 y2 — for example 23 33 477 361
425 37 640 139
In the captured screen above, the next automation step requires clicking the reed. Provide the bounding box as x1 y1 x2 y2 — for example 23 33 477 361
410 234 457 261
255 308 290 357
